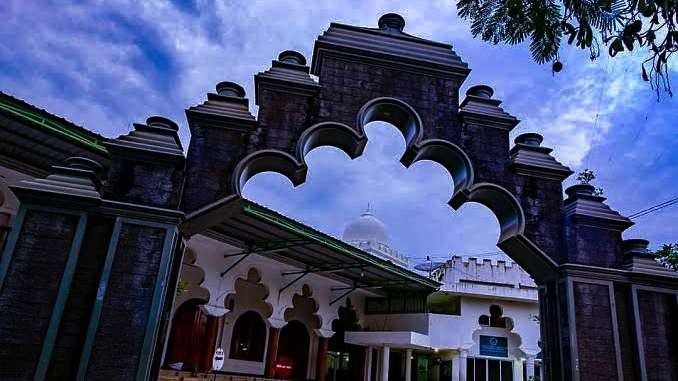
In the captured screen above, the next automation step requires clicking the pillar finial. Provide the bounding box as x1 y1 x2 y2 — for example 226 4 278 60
378 13 405 32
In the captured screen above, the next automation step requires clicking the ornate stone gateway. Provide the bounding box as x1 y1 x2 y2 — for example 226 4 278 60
0 13 677 381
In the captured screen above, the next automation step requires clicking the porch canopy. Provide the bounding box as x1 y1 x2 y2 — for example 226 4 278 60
183 196 440 297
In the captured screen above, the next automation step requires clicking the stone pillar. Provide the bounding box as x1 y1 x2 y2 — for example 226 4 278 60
381 346 390 381
182 81 258 212
526 356 535 380
509 132 572 265
405 349 413 381
0 157 102 380
316 336 329 381
265 326 281 378
90 117 185 381
459 85 519 187
459 350 468 381
0 141 185 381
365 346 373 381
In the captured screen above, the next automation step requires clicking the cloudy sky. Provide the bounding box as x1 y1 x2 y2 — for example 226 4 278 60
1 0 676 264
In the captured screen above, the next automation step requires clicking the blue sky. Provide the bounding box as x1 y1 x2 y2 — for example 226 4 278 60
1 0 676 264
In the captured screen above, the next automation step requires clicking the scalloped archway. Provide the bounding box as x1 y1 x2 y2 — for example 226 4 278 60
232 97 557 282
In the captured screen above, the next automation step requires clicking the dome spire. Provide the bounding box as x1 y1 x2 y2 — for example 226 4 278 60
364 202 374 215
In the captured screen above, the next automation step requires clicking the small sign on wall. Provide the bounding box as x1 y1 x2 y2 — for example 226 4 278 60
479 335 508 358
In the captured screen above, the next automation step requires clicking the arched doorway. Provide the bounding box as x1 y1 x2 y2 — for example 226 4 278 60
328 299 363 381
229 310 267 362
277 320 310 380
164 300 219 372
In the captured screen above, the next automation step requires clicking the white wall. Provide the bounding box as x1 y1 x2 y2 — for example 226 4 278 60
353 296 540 359
176 234 380 376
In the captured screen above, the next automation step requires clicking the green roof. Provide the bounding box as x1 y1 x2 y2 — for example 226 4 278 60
0 92 108 154
242 200 440 290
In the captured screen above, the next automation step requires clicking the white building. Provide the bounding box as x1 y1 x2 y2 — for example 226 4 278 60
342 210 542 381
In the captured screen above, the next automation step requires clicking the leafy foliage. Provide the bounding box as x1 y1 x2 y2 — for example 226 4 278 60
457 0 678 96
576 168 596 184
655 243 678 270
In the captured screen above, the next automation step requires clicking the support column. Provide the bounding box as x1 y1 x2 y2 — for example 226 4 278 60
381 346 390 381
316 336 329 381
526 356 535 381
451 352 460 381
365 346 373 381
265 327 281 378
459 350 468 381
405 349 412 381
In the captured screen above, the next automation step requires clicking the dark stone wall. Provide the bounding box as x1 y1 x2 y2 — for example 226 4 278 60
460 124 511 187
637 290 678 381
257 90 319 155
573 282 618 380
538 284 559 380
613 283 639 381
86 223 167 380
514 177 565 263
316 57 461 142
46 216 114 380
183 123 251 212
0 210 79 379
104 161 184 210
557 281 572 381
564 223 625 267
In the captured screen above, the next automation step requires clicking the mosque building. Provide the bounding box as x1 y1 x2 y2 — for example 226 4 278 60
3 12 678 381
0 88 542 381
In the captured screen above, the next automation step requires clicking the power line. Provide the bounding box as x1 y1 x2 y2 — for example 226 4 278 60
628 195 678 219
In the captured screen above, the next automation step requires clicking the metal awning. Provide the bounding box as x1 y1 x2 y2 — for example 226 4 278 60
183 196 440 295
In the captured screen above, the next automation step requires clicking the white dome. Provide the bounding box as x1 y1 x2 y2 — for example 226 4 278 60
342 210 390 244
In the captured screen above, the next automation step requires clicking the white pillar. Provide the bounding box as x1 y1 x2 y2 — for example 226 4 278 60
526 356 535 381
451 352 460 381
381 346 390 381
513 359 523 381
459 350 468 381
365 346 373 381
405 349 413 381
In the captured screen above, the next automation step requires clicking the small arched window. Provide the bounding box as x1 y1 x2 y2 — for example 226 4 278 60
489 304 506 328
230 311 267 361
479 305 508 328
